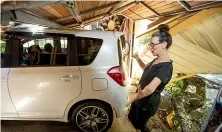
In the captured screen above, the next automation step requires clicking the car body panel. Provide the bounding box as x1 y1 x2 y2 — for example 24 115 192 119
1 68 18 118
8 66 81 119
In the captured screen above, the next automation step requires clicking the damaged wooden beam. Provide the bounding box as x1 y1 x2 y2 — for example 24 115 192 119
66 1 137 28
66 13 108 28
63 1 82 23
80 1 121 16
1 1 61 12
56 1 121 22
177 0 191 11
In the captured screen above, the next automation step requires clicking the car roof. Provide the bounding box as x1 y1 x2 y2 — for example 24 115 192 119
7 28 125 37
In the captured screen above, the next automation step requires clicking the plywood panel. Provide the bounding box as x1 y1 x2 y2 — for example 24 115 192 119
129 1 180 18
168 50 206 72
195 23 222 57
76 1 83 13
144 1 163 7
40 5 63 18
202 16 222 57
126 4 153 14
185 27 215 54
94 1 106 16
128 3 147 13
170 45 221 73
51 4 71 17
99 1 108 15
154 1 180 12
25 8 56 19
178 32 196 45
127 10 142 20
81 1 91 18
90 1 99 17
173 35 222 72
125 9 144 19
172 62 192 73
151 1 175 9
136 11 155 18
158 5 184 14
122 12 135 20
215 13 222 31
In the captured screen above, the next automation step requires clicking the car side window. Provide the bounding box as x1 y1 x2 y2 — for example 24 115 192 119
76 36 103 65
20 36 68 66
2 32 74 67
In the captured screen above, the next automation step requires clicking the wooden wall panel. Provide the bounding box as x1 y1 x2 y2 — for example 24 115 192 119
51 4 71 17
76 1 83 12
89 1 99 17
25 8 56 19
99 1 109 15
81 1 91 18
94 1 106 16
40 5 63 18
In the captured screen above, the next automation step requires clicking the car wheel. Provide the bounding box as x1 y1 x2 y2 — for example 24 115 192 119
72 101 113 132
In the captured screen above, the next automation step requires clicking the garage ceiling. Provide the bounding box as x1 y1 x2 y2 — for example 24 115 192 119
1 1 222 28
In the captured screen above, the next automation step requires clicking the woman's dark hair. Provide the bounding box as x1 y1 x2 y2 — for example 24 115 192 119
151 24 172 49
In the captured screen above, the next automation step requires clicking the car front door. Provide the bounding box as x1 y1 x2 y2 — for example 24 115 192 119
1 39 18 118
8 32 81 119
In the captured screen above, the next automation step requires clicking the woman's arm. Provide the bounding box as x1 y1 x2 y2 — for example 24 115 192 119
141 77 162 97
125 77 162 107
132 53 147 70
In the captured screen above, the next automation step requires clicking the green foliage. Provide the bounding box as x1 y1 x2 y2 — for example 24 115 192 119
139 37 151 45
1 39 6 53
165 80 184 96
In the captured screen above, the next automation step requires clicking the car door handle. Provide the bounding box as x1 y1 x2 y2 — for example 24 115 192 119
61 75 79 82
1 77 6 82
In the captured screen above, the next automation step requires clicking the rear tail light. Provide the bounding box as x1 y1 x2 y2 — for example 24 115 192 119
107 66 126 86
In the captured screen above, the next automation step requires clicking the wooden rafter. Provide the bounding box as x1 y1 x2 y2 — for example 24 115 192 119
56 1 121 22
66 13 107 28
140 1 160 17
128 9 143 19
177 0 191 11
81 1 120 16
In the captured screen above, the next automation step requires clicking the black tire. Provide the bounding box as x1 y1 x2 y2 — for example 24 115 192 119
71 101 113 132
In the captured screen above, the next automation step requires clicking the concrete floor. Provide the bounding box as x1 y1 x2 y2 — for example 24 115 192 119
1 116 137 132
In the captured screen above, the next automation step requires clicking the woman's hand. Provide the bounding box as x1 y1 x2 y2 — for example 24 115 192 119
132 52 139 60
125 85 144 107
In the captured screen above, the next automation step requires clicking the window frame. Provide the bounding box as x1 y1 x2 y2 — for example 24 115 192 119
2 31 78 68
75 36 103 66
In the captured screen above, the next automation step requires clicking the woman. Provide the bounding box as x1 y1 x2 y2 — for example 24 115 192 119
126 24 173 132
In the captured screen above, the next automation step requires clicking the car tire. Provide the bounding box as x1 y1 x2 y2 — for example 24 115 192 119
71 101 113 132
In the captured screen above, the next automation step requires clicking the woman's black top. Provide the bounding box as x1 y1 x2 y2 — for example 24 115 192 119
135 59 173 113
